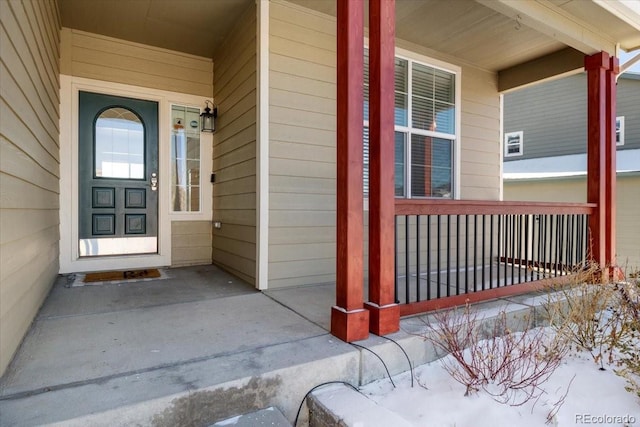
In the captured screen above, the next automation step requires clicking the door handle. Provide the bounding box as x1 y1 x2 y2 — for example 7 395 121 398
151 172 158 191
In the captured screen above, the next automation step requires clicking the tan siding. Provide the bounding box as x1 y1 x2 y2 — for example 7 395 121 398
3 4 59 126
459 67 501 200
211 4 257 284
211 248 255 285
268 0 337 288
267 1 502 288
503 179 586 203
0 0 60 376
503 175 639 268
171 221 212 267
60 28 213 97
617 176 640 269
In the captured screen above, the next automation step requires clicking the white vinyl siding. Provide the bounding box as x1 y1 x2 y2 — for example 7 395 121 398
0 0 61 376
211 3 257 285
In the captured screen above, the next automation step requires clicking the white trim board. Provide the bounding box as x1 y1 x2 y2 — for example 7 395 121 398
256 0 270 290
503 148 640 180
59 75 213 274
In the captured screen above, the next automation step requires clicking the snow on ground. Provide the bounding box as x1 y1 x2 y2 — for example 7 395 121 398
361 337 640 426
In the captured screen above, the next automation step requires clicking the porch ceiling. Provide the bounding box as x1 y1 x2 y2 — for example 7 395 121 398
288 0 640 72
60 0 640 74
59 0 253 58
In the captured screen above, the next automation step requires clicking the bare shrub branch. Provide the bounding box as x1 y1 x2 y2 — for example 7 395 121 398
422 304 569 411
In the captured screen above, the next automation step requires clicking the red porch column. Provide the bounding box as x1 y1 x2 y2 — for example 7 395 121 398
331 0 369 342
365 0 400 335
584 52 610 268
605 56 619 270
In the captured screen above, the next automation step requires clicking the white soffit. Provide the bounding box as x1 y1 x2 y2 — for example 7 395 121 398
593 0 640 41
476 0 617 54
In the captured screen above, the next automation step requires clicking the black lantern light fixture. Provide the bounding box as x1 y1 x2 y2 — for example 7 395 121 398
200 100 217 133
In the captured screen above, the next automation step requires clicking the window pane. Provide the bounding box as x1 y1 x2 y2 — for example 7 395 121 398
411 96 435 131
412 63 456 134
95 108 144 179
412 63 434 100
431 138 452 198
395 93 408 127
364 49 369 121
395 132 405 197
171 105 201 211
410 134 452 198
363 126 369 197
364 84 369 121
395 58 408 92
364 49 369 85
364 128 406 197
395 58 408 126
410 134 428 198
434 69 455 103
435 102 455 134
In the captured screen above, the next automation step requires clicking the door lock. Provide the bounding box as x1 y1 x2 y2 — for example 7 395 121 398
151 172 158 191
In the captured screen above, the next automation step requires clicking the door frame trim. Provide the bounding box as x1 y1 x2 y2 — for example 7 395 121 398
59 75 212 273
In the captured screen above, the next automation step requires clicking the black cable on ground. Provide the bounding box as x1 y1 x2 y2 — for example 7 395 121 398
293 381 360 427
380 335 414 387
350 342 396 388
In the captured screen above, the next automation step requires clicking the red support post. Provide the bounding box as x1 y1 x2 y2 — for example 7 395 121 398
331 0 369 342
584 52 609 268
365 0 399 335
605 56 619 272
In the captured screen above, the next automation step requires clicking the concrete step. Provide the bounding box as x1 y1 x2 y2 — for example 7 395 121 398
308 384 413 427
0 335 359 426
211 407 291 426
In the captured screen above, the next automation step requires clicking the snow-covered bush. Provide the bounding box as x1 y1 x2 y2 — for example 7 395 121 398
543 264 640 400
614 274 640 399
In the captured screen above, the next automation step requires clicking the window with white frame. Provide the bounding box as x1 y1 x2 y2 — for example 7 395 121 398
504 131 523 157
171 105 202 212
363 49 458 199
616 116 625 146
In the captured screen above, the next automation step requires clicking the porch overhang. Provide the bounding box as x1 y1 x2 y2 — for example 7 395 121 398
482 0 640 91
498 47 585 93
476 0 618 55
61 0 640 92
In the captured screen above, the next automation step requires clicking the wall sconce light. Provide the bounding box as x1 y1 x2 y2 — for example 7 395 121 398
200 100 217 133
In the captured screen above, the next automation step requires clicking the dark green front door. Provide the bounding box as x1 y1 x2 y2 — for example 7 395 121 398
78 91 159 256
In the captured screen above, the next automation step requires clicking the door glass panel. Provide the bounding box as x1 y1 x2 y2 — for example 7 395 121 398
95 108 144 179
171 105 201 212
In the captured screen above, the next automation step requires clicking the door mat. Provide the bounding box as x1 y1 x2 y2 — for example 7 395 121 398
84 269 162 283
68 268 168 287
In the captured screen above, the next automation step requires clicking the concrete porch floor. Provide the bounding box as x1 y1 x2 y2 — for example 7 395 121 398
0 264 548 426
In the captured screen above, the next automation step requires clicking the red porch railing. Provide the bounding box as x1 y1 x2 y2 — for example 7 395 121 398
394 200 596 316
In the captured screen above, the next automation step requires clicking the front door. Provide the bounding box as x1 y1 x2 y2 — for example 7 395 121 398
78 91 159 256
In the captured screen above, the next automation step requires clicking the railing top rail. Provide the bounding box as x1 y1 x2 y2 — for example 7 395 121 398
395 199 597 215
